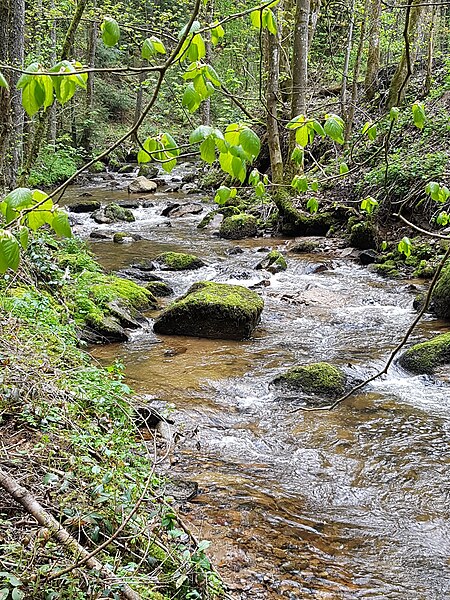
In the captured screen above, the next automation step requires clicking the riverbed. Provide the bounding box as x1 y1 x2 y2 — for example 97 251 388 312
65 173 450 599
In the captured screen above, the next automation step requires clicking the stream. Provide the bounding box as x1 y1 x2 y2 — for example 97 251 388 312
64 170 450 599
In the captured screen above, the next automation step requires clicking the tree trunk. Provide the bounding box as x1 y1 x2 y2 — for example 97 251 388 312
387 0 425 108
364 0 381 100
291 0 310 119
202 0 212 126
345 0 370 143
80 19 97 154
424 6 437 95
340 0 355 119
265 12 284 184
0 0 25 191
47 0 58 145
308 0 321 48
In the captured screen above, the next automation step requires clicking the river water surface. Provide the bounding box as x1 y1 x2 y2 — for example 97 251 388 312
65 174 450 599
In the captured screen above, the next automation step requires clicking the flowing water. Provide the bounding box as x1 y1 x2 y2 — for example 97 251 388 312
65 172 450 599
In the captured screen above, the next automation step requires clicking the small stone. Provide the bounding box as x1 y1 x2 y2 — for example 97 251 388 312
68 200 101 213
128 176 158 194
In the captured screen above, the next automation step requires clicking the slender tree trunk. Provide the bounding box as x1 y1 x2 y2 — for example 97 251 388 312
364 0 381 100
80 19 97 154
345 0 370 143
424 5 437 95
47 0 58 145
265 11 284 184
308 0 321 48
291 0 310 119
387 0 425 108
202 0 212 126
340 0 355 119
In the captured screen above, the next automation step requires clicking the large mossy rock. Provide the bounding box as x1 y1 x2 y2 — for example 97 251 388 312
273 362 346 397
153 281 264 340
398 332 450 374
432 264 450 319
93 203 135 224
348 221 376 250
155 251 205 271
219 214 258 239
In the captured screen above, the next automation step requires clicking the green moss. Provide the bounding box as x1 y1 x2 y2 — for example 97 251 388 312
104 202 135 222
197 206 240 229
155 251 205 271
273 362 346 397
256 250 287 273
153 281 264 340
219 213 258 239
432 264 450 319
348 221 376 250
398 332 450 374
412 259 436 279
373 260 400 278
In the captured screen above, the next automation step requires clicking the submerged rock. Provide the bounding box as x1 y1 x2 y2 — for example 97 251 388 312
128 176 157 194
255 250 287 273
145 281 174 297
153 281 264 340
398 332 450 374
273 362 346 397
113 232 142 243
155 251 205 271
220 213 258 239
68 200 101 213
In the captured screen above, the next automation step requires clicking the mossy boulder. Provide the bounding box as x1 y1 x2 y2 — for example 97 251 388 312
256 250 287 273
431 264 450 319
145 281 174 297
104 203 135 222
398 332 450 374
348 221 376 250
273 362 346 397
153 281 264 340
372 260 399 278
219 213 258 239
155 252 205 271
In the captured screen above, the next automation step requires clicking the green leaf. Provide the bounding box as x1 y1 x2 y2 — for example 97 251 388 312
40 75 54 109
204 65 221 86
189 34 206 61
161 157 177 173
149 35 166 54
231 156 246 182
0 231 20 273
286 114 306 129
211 22 225 45
436 212 449 226
27 195 54 231
138 137 157 164
17 226 29 250
389 106 400 121
324 114 344 144
360 196 378 215
311 119 326 137
291 175 308 192
101 17 120 47
219 151 234 177
291 145 304 166
52 211 72 237
214 186 232 205
17 62 39 89
22 78 44 116
189 125 213 143
0 71 9 90
179 20 201 39
161 132 180 156
398 236 412 257
255 181 265 198
142 38 156 59
4 188 33 210
310 180 319 192
239 128 260 158
182 83 202 113
306 197 319 214
200 136 216 164
224 122 241 146
412 101 425 129
263 9 277 35
193 73 210 99
250 9 263 29
339 162 349 175
295 124 309 148
248 168 260 185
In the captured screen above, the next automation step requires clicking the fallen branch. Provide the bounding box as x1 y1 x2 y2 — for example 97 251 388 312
0 467 141 600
